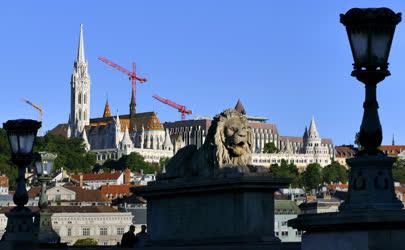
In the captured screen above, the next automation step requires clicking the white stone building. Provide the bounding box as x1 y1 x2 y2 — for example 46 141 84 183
165 101 334 170
50 25 173 164
0 206 133 246
274 200 302 242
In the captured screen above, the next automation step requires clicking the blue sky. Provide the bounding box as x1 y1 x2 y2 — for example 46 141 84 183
1 1 404 145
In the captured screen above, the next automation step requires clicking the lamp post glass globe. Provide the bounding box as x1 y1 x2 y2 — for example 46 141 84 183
3 119 41 157
340 8 401 73
35 152 57 176
340 8 401 154
3 119 41 208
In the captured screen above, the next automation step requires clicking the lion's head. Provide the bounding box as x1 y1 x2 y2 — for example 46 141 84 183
203 109 252 168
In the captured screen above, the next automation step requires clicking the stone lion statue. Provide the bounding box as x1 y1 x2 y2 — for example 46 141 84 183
161 109 254 179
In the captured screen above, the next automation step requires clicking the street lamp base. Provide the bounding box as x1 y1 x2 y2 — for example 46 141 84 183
289 209 405 250
341 154 403 211
0 207 37 250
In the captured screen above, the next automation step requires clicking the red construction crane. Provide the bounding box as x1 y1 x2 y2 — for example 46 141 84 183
98 56 147 111
152 95 192 120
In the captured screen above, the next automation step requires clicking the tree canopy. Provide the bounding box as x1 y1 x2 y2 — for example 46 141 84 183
263 142 279 154
393 159 405 183
0 128 17 189
74 238 98 246
35 133 96 173
270 159 301 187
302 163 322 191
101 152 161 174
322 161 348 184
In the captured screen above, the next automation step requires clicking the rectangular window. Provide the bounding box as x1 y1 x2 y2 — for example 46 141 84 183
82 227 90 236
281 221 288 226
67 228 72 236
296 230 303 236
117 228 124 235
281 231 288 237
100 227 107 236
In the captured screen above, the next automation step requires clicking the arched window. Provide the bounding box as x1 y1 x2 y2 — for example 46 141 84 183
78 92 82 104
79 109 82 120
84 110 87 120
84 93 87 104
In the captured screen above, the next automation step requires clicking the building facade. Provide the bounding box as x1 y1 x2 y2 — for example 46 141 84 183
0 206 133 246
50 25 173 164
165 101 334 169
274 200 302 242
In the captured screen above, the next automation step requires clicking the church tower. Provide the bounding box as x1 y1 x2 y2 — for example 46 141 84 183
69 24 90 137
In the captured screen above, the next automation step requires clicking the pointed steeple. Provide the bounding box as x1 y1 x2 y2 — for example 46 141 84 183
77 24 85 63
234 99 246 115
308 116 320 138
392 134 396 146
163 128 173 150
129 89 136 131
303 126 308 139
120 126 133 150
103 99 111 118
81 130 90 151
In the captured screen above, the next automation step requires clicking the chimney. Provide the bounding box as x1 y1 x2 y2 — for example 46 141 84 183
79 174 83 188
124 168 131 184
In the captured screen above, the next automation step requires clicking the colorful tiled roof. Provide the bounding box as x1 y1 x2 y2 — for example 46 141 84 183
99 184 140 198
64 185 109 202
70 172 122 182
0 205 118 213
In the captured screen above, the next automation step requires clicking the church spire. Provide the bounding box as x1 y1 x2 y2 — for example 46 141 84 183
392 134 395 146
308 116 320 139
234 99 246 115
77 24 85 63
129 89 136 131
103 99 111 118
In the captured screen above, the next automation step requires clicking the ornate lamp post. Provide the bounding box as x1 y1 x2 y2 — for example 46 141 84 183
1 119 41 248
34 152 56 210
289 8 405 250
340 8 402 210
33 152 60 244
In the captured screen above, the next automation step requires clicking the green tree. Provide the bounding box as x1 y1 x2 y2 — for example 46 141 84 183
159 157 171 170
263 142 279 154
393 159 405 183
270 159 301 187
303 163 322 191
35 133 96 173
103 152 160 174
74 238 98 246
0 128 17 189
322 161 348 184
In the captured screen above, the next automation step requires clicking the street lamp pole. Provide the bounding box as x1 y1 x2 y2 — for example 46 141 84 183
1 119 41 250
34 152 60 244
340 8 402 210
289 8 405 250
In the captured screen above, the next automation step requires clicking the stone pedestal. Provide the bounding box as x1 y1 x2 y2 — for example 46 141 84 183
137 175 289 250
34 211 60 244
0 207 38 250
289 155 405 250
289 209 405 250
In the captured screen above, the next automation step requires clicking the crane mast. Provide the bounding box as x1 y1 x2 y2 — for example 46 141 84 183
21 98 43 121
98 56 147 114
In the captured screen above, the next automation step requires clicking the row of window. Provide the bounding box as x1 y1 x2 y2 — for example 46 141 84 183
253 158 330 164
274 230 303 237
77 92 88 105
66 227 125 237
